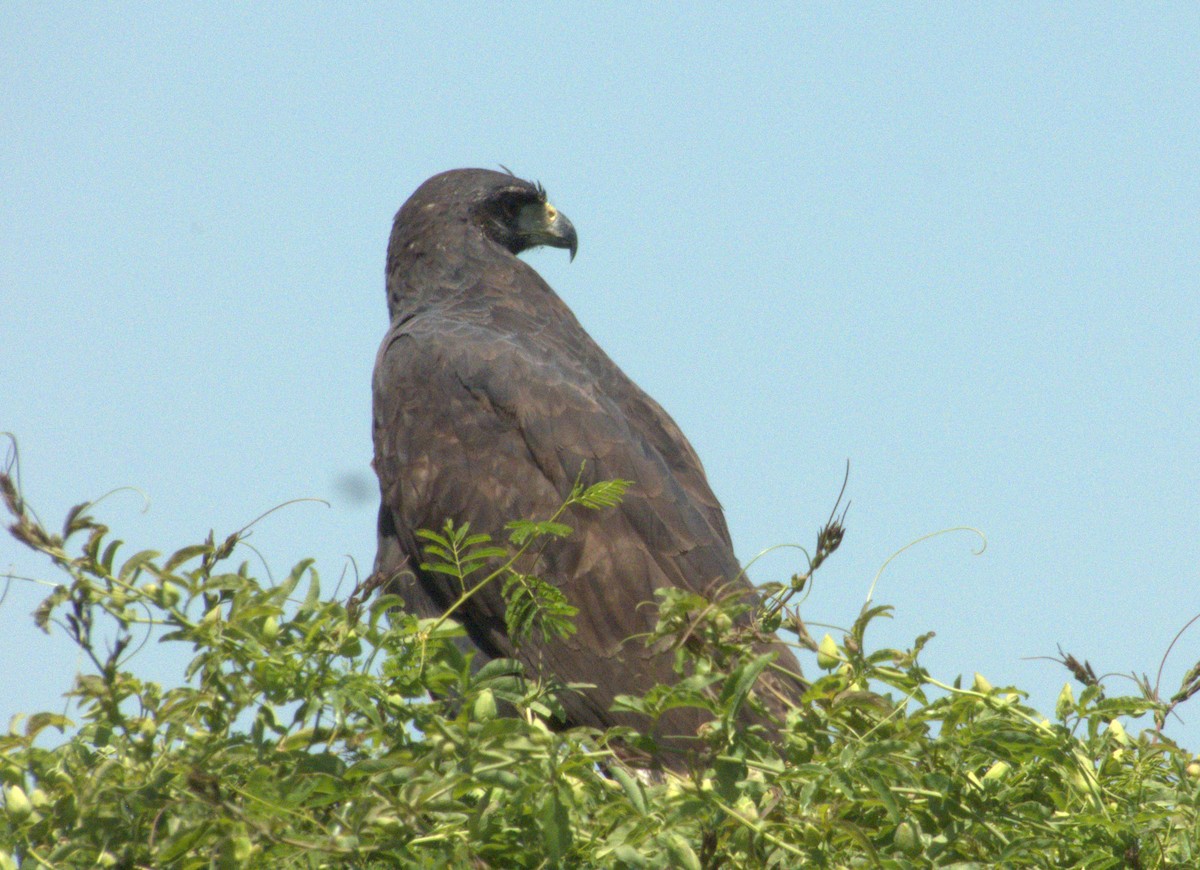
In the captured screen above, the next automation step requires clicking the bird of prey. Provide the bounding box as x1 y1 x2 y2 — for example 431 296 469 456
372 168 804 760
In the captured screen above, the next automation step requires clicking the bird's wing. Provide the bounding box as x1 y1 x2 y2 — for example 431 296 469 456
372 310 761 734
606 382 734 548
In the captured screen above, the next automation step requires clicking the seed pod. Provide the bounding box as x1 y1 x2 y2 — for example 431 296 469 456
982 760 1011 783
1106 719 1130 746
4 786 31 821
160 584 181 608
473 689 498 721
734 795 758 820
1055 683 1075 719
893 819 922 856
817 634 840 670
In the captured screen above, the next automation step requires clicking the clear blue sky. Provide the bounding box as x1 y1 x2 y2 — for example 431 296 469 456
3 5 1198 745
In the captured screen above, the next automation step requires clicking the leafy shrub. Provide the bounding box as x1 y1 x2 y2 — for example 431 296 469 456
1 464 1198 868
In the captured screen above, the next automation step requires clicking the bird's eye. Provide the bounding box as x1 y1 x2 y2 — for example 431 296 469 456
500 194 527 220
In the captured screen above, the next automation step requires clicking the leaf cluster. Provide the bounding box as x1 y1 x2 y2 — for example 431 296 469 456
2 469 1199 868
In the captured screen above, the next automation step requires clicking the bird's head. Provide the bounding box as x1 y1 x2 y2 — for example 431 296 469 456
398 168 578 262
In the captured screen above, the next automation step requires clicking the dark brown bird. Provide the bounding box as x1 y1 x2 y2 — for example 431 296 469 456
372 168 804 762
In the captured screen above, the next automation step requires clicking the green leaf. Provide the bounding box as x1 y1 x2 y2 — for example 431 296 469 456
62 501 93 536
718 653 774 718
540 786 572 864
118 549 160 581
24 712 71 739
298 561 320 613
163 544 211 573
664 833 701 870
34 584 69 632
473 657 525 682
156 823 208 863
414 527 450 546
506 519 573 546
501 572 578 645
422 562 468 577
608 764 648 815
100 538 123 573
572 478 631 509
611 846 650 868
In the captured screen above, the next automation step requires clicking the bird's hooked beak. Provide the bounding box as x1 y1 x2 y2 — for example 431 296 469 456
516 201 578 261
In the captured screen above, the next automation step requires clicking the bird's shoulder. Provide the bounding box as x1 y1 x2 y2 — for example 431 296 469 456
373 300 726 527
375 302 604 409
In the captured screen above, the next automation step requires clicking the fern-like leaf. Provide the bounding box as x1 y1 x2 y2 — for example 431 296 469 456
506 519 573 546
502 572 578 646
571 479 631 509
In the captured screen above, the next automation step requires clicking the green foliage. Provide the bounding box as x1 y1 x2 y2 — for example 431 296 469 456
2 467 1200 868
